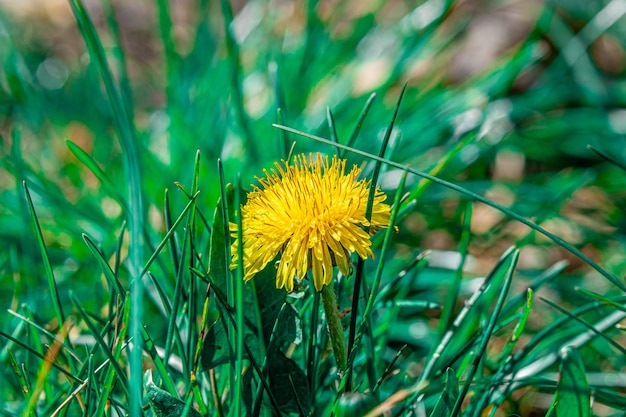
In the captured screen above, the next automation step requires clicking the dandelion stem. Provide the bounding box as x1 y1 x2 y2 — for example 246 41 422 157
321 283 348 373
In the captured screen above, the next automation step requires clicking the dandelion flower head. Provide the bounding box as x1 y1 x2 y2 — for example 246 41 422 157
231 153 392 292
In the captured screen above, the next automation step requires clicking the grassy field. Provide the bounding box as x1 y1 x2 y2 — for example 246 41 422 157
1 0 626 416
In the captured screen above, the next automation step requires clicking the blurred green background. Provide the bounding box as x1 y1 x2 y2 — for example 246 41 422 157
2 0 626 414
2 0 625 300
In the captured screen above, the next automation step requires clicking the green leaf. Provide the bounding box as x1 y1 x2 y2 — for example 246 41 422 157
555 346 591 417
201 317 230 369
146 380 202 417
268 350 311 415
429 368 459 417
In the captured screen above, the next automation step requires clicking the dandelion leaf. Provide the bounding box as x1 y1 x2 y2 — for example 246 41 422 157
268 350 311 415
146 380 202 417
201 317 230 369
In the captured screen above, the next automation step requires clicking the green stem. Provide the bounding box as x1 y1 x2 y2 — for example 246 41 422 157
321 284 348 373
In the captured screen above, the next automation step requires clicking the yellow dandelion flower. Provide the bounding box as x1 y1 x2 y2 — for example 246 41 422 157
230 153 393 292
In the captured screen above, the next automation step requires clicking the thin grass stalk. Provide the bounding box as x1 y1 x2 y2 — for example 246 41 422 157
164 228 190 372
418 246 517 390
164 189 181 277
542 298 626 355
347 82 407 391
340 93 376 159
473 289 534 415
276 107 289 159
22 182 65 331
140 192 199 279
186 152 202 381
208 282 283 415
436 203 472 335
340 170 407 393
452 250 518 415
326 106 339 149
233 173 245 416
142 327 177 395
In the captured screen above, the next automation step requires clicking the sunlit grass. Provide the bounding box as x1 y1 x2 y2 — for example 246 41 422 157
1 0 626 416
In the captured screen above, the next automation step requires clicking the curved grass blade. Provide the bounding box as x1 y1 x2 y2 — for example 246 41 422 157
472 289 534 414
70 292 130 397
0 331 81 384
555 346 591 417
450 249 518 416
66 140 127 211
8 310 81 365
342 170 406 392
576 287 626 312
271 124 624 291
348 82 407 390
233 173 245 417
587 145 626 172
82 233 125 297
419 246 517 386
164 189 181 277
340 92 376 159
438 202 472 334
501 308 626 400
326 106 339 149
140 191 199 279
22 181 66 329
542 298 626 356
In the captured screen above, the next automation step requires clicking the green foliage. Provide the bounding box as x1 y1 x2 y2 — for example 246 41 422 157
1 0 626 416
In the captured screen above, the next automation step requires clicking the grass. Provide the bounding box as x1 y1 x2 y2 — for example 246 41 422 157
1 0 626 416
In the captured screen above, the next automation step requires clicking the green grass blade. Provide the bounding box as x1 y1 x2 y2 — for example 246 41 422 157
347 82 407 390
326 106 339 149
340 92 376 159
163 228 191 376
233 173 245 417
0 331 80 384
451 249 519 416
587 144 626 172
419 246 517 385
541 297 626 355
163 189 181 277
438 202 472 334
556 347 591 417
67 2 144 412
142 327 177 396
82 233 125 297
429 368 459 417
343 170 407 390
576 287 626 312
70 292 130 397
140 191 199 279
66 140 128 210
22 181 65 329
